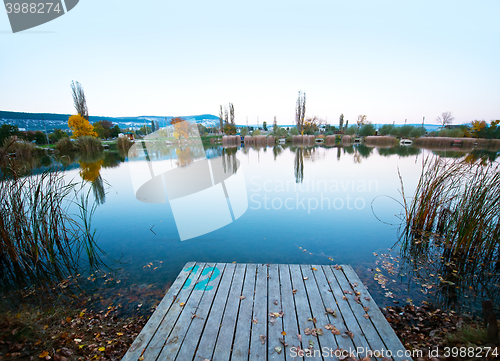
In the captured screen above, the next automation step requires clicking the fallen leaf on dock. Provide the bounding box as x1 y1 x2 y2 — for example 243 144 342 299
239 295 246 300
325 308 337 317
259 335 267 344
275 346 282 354
252 319 258 324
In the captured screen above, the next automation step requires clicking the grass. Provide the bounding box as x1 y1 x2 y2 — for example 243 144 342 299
398 156 500 308
0 164 106 294
365 135 397 146
75 136 103 153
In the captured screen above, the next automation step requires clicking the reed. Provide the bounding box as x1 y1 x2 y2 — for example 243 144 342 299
399 157 500 306
341 135 352 144
117 136 132 154
0 167 105 292
75 136 103 153
365 136 397 146
55 138 76 153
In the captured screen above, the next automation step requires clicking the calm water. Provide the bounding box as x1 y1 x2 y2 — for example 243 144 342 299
31 142 498 314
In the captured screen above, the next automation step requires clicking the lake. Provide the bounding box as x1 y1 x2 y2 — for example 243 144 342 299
52 139 495 316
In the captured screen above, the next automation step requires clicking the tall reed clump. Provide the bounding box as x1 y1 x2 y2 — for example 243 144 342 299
75 136 103 153
399 157 500 305
0 168 105 292
55 137 76 153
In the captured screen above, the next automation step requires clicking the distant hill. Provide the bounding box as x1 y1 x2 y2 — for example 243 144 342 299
0 111 220 131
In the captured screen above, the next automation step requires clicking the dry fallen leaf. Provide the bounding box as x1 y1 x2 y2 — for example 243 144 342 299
304 327 312 335
281 331 286 336
239 295 246 300
259 335 267 344
363 314 370 319
292 289 297 295
325 308 337 317
363 306 370 312
38 351 49 358
252 319 258 324
311 267 317 271
275 346 282 354
296 333 302 342
303 277 308 280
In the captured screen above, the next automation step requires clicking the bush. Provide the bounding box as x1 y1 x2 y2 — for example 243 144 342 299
358 123 375 136
324 130 334 136
379 124 395 136
117 136 132 153
390 127 400 137
75 136 103 153
251 129 261 136
346 125 357 135
409 127 426 138
240 127 249 136
55 138 76 153
290 127 299 136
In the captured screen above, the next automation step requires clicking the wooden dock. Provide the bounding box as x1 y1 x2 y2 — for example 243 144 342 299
123 263 412 361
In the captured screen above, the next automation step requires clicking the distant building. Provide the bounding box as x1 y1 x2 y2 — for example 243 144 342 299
119 132 135 140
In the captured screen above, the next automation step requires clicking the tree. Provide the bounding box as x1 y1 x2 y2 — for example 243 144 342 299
68 114 97 138
379 124 395 136
241 127 249 136
358 123 375 136
436 111 454 128
229 103 235 125
339 113 344 131
224 123 237 135
70 81 89 120
171 117 189 139
219 106 224 133
273 116 279 135
295 91 306 133
49 129 69 143
110 125 120 138
346 125 357 135
93 120 113 139
0 124 21 145
224 107 229 126
263 121 268 131
357 115 367 128
303 116 325 134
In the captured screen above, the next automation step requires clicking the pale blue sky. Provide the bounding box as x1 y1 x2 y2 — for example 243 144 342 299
1 0 499 125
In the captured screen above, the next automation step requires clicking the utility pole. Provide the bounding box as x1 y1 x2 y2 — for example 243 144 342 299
422 116 425 128
257 116 259 129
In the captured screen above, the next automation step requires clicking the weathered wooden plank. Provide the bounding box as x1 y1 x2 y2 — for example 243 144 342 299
194 263 237 361
268 264 285 361
231 263 257 361
288 264 322 361
249 264 268 360
122 261 196 361
140 262 206 360
322 265 374 359
158 263 217 361
278 265 304 361
124 263 410 361
174 263 226 361
331 265 388 361
213 263 247 361
300 265 339 357
341 265 412 361
312 264 356 353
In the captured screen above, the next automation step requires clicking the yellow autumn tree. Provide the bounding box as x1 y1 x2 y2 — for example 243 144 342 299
68 114 97 139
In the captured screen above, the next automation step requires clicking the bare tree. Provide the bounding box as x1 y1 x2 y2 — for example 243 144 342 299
339 113 344 131
436 111 454 128
70 81 89 120
219 105 224 132
229 103 235 125
356 115 367 128
295 91 306 133
224 107 229 126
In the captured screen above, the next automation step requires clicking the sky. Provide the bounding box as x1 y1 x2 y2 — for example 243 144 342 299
0 0 499 126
